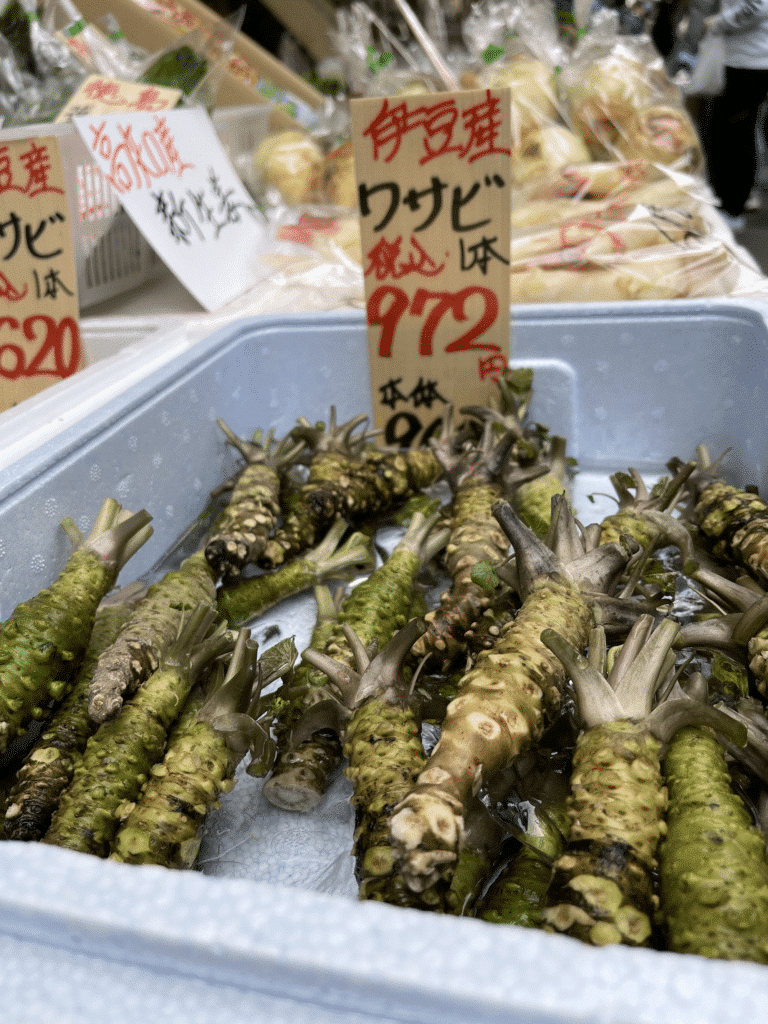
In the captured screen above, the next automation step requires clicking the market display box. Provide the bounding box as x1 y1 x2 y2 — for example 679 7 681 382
1 304 768 1022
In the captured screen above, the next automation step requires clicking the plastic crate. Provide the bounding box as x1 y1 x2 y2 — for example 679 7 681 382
1 304 768 1023
0 105 271 310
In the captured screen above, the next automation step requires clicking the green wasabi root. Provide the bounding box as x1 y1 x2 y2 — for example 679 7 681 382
477 806 569 927
87 550 217 724
264 511 444 812
513 436 570 540
3 592 139 842
45 604 233 857
0 499 152 754
204 422 305 583
260 409 371 568
389 498 631 896
217 519 373 628
694 479 768 586
660 725 768 963
542 720 666 947
302 619 439 908
111 630 296 868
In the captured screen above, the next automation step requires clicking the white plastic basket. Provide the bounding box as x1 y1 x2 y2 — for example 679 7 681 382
0 104 271 310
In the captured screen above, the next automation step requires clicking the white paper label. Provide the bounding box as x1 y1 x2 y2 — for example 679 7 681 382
73 107 271 310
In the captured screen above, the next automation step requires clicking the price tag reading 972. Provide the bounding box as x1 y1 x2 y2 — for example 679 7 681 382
351 87 511 448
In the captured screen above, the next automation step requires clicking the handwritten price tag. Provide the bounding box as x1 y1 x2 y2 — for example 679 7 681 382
73 107 271 311
0 135 82 412
351 87 511 446
55 75 183 122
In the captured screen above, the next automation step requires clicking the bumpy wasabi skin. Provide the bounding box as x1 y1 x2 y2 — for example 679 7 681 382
0 500 152 753
305 444 443 529
110 689 217 867
217 521 371 628
87 551 217 724
390 574 594 893
694 480 768 586
411 481 511 669
264 512 443 812
3 601 134 842
344 684 428 906
204 422 304 583
259 409 370 568
45 606 232 857
660 725 768 963
542 721 666 947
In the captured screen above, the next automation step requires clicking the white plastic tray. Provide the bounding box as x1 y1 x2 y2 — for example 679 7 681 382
1 305 768 1022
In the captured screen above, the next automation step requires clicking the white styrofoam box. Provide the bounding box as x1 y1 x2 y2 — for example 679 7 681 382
0 105 271 310
0 303 768 1022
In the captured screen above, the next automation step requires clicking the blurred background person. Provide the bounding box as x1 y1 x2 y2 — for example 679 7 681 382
701 0 768 227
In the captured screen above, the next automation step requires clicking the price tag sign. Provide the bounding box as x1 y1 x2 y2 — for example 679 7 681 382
351 87 511 447
73 107 271 311
0 135 82 412
55 75 183 122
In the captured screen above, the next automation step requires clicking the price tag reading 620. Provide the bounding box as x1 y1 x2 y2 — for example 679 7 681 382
351 87 511 447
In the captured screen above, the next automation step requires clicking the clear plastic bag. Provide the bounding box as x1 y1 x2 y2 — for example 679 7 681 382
683 30 725 97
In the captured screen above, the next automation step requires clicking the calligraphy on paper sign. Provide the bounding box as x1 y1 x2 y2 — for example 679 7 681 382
73 109 267 311
0 136 81 411
351 88 511 447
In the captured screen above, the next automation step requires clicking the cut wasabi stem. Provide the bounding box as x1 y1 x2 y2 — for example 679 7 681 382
111 631 297 868
263 511 447 812
388 497 635 896
249 583 343 795
660 724 768 963
0 499 153 754
45 604 235 857
217 518 374 628
87 549 217 725
596 462 698 569
3 586 143 842
204 422 306 583
540 617 747 949
686 565 768 697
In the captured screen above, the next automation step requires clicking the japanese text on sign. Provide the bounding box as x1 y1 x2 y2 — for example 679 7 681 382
55 75 183 122
351 88 511 446
0 137 81 411
73 108 270 311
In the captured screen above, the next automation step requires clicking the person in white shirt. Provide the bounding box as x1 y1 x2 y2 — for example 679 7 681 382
702 0 768 224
